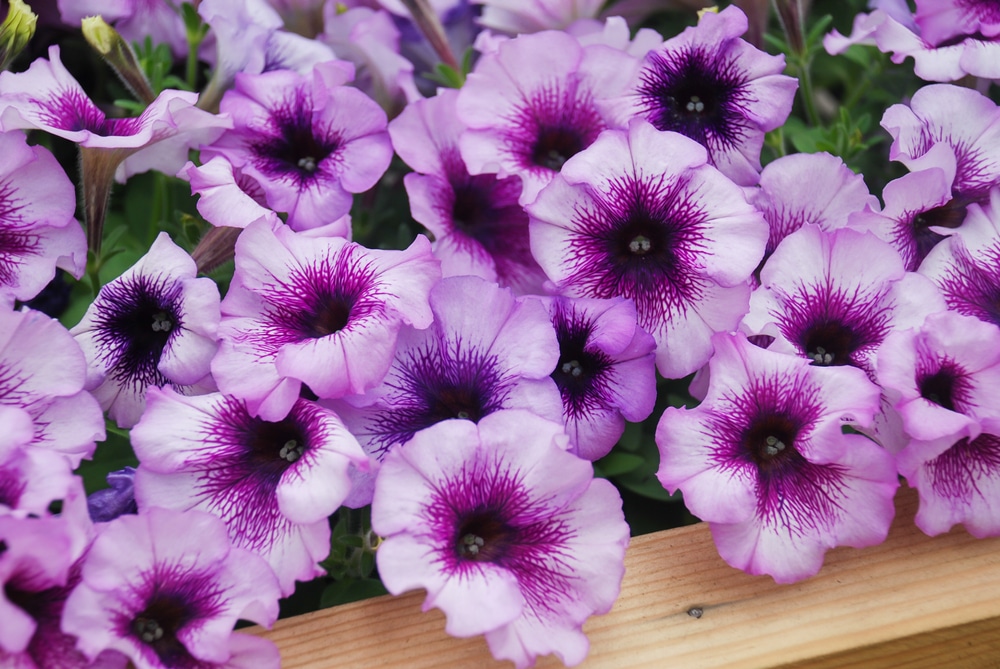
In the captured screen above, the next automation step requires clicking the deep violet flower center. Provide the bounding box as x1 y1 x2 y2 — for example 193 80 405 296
303 298 352 338
637 48 738 146
551 319 612 415
252 97 340 181
801 320 858 366
531 125 586 171
428 386 488 422
95 276 182 383
455 510 514 562
131 596 190 662
917 360 969 412
245 416 308 473
742 413 799 470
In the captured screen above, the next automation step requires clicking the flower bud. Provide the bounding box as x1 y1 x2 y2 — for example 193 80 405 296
0 0 37 72
81 15 156 104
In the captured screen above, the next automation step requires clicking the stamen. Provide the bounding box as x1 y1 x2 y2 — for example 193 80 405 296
686 96 706 113
629 235 652 255
279 439 304 463
297 156 317 172
456 410 470 420
764 435 786 456
459 533 485 557
808 346 834 365
133 618 165 644
561 360 584 378
151 311 172 333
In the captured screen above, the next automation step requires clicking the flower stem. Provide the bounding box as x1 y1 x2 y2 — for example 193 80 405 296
79 146 127 256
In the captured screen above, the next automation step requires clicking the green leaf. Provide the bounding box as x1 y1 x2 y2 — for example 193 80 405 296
595 452 645 478
320 578 388 608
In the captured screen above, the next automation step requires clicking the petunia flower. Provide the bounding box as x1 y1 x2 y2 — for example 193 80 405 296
373 410 629 669
536 295 657 460
87 467 138 523
62 507 281 669
389 88 546 294
329 275 562 507
320 4 421 115
0 130 86 307
57 0 187 58
918 187 1000 328
212 220 440 421
132 387 367 595
744 225 946 376
612 5 797 186
881 84 1000 202
0 308 104 466
656 332 898 583
877 310 1000 446
847 162 962 271
457 29 638 204
528 119 768 379
749 151 876 268
71 233 221 429
824 0 1000 82
197 0 338 112
474 0 604 34
895 417 1000 538
203 60 392 231
0 46 230 251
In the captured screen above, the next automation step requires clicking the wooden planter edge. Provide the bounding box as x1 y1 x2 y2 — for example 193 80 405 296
250 485 1000 668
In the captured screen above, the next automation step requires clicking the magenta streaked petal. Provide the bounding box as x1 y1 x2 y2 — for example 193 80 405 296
657 333 895 583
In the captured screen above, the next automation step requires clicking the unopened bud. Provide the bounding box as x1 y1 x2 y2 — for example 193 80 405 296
81 15 156 105
0 0 37 72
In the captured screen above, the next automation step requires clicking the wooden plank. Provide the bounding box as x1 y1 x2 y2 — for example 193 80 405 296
249 485 1000 667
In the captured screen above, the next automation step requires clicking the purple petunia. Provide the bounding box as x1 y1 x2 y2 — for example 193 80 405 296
212 220 440 420
373 410 629 668
62 507 281 669
329 275 562 507
745 225 946 376
0 308 105 466
203 60 392 230
613 5 797 186
656 332 898 583
919 188 1000 328
71 233 221 429
536 295 657 461
132 386 367 595
529 119 768 378
457 29 637 204
0 130 86 307
389 88 546 294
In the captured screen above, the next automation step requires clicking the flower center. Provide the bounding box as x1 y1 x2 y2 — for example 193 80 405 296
685 95 706 114
918 361 967 413
802 321 857 367
151 311 173 333
561 359 584 378
629 235 653 255
297 156 317 173
245 416 308 472
742 413 799 470
133 617 165 643
429 386 486 423
131 595 190 661
304 299 352 338
279 438 304 462
531 126 585 171
454 511 512 562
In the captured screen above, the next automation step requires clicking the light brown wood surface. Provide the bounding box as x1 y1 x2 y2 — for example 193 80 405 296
250 484 1000 668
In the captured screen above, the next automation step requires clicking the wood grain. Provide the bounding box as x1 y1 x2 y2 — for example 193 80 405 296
249 485 1000 668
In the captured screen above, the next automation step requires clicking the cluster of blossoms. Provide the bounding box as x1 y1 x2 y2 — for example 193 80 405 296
2 0 1000 667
